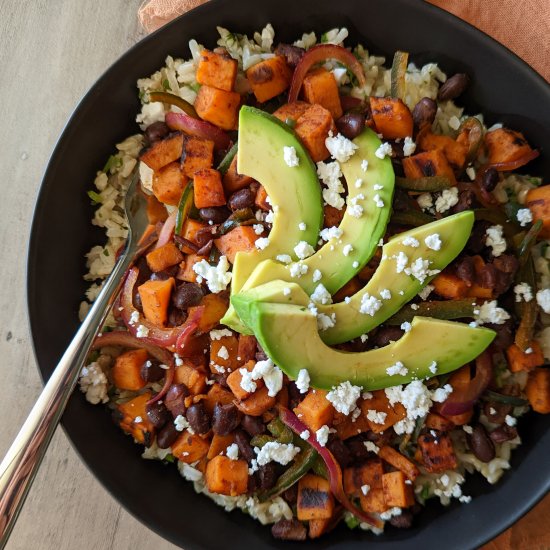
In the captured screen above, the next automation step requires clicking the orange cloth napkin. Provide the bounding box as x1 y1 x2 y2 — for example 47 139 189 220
138 0 549 82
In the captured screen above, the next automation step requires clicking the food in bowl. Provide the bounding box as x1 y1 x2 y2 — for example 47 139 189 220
77 24 550 541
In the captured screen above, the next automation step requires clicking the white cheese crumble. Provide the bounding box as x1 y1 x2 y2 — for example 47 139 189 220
394 251 409 273
265 210 274 223
352 261 359 269
485 225 507 257
239 359 283 397
401 321 412 333
386 361 408 376
466 166 476 180
347 203 364 218
366 409 388 424
326 381 362 415
505 415 517 427
317 312 336 331
361 159 369 171
419 284 434 300
361 484 371 495
255 237 270 250
300 430 311 440
79 363 109 404
283 145 300 167
298 222 307 231
217 345 229 360
210 328 233 340
320 226 343 242
283 287 291 296
193 256 232 293
463 425 473 434
289 262 308 278
355 178 363 188
129 310 140 326
380 289 392 300
428 361 438 374
253 224 264 235
276 254 292 264
375 142 393 159
295 369 310 394
373 183 384 191
255 442 300 466
325 132 358 163
402 236 420 248
448 115 461 130
359 293 382 316
316 425 330 447
373 194 384 208
343 244 354 256
425 233 442 251
364 441 380 454
312 269 322 282
435 187 459 213
514 282 533 303
475 300 511 325
136 324 149 338
174 415 191 432
403 136 416 157
294 240 315 260
317 160 345 209
417 193 433 210
224 443 239 461
310 284 332 305
516 208 533 227
536 289 550 313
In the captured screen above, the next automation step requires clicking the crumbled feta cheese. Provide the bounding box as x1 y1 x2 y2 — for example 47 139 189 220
239 359 283 397
289 262 308 278
404 257 432 283
326 381 362 415
298 222 307 231
255 237 270 250
265 210 274 223
317 312 336 331
347 203 364 218
364 441 380 454
466 166 476 181
366 409 388 424
276 254 292 264
435 187 459 213
432 384 453 403
361 159 369 171
225 443 239 460
316 425 330 447
536 289 550 313
320 226 343 242
283 145 300 167
352 261 359 269
410 303 419 310
129 310 140 325
255 442 300 466
174 415 190 432
217 345 229 360
380 289 392 300
312 269 322 282
355 178 363 188
402 236 420 248
134 416 143 423
343 244 354 256
193 256 232 293
401 321 412 333
294 240 315 259
248 459 259 475
505 415 517 427
514 282 533 302
394 251 409 273
239 368 257 393
375 142 393 159
253 224 264 235
475 300 510 325
516 208 533 227
373 183 384 191
386 361 408 376
310 284 333 305
360 334 369 343
425 233 442 251
361 484 371 495
296 369 310 394
403 136 416 157
300 430 310 440
373 194 384 208
485 225 507 257
79 363 109 404
419 284 434 300
136 324 149 338
317 160 345 209
463 425 473 434
210 328 233 340
325 132 358 163
417 193 433 210
448 115 461 130
359 293 382 316
283 287 291 296
428 361 438 374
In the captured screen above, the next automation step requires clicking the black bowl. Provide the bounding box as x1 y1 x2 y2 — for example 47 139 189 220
27 0 550 548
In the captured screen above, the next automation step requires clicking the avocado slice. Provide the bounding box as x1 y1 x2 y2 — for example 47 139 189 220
237 301 495 390
233 211 475 343
221 106 323 329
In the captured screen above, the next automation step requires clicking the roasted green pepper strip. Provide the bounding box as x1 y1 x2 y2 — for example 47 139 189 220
268 417 294 444
395 176 453 192
386 299 476 326
148 91 199 119
390 50 409 100
312 454 329 479
258 446 318 502
175 182 194 235
514 255 538 351
518 219 543 261
390 210 435 227
482 390 528 407
217 142 238 175
250 434 276 448
219 208 256 236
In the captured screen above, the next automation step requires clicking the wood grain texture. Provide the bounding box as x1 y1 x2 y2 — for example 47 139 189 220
0 1 547 549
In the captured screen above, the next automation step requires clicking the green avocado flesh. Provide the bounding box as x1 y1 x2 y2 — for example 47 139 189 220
221 106 323 329
238 301 495 390
232 211 475 343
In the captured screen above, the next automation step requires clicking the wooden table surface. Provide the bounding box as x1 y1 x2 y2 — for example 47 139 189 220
0 1 547 548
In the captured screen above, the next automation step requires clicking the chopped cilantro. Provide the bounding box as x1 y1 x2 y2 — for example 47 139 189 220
102 249 109 257
345 514 360 529
164 453 176 463
162 78 171 91
103 155 122 173
87 190 102 205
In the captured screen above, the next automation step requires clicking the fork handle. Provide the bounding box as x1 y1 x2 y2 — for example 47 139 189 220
0 243 136 549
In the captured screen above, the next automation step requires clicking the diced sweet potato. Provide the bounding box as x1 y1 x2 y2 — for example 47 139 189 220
234 385 276 416
196 49 238 92
174 363 207 395
309 517 336 539
182 136 215 178
177 254 207 283
297 474 334 521
237 334 257 365
443 409 474 426
193 168 226 209
179 218 208 254
378 446 420 481
360 390 407 433
526 185 550 238
418 131 468 168
343 460 384 495
146 194 168 224
295 104 336 162
425 412 454 432
146 242 184 273
293 389 334 431
222 156 254 193
247 56 292 103
207 433 236 460
332 409 370 440
382 471 415 508
210 334 240 373
172 431 210 463
370 97 413 140
214 226 258 263
206 455 249 496
302 68 342 119
227 360 263 401
323 204 345 228
138 277 175 326
111 348 148 391
432 271 469 299
189 293 228 333
526 368 550 414
359 488 387 514
202 383 235 415
152 162 188 206
507 342 545 373
140 133 184 171
273 101 310 123
194 84 240 131
117 392 155 445
417 433 458 472
254 185 271 211
485 128 533 166
178 334 209 360
402 150 456 184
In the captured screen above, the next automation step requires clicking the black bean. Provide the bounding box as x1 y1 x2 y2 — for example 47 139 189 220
438 73 470 101
451 189 476 213
476 263 497 289
212 402 242 436
172 283 203 310
467 424 496 462
157 421 179 449
372 326 404 348
146 401 171 429
282 483 299 504
228 188 255 211
412 97 437 128
257 463 278 491
484 401 512 425
389 510 414 529
490 425 518 443
274 43 305 68
347 435 372 461
186 403 211 435
234 429 255 462
140 360 165 383
164 384 189 418
199 206 231 224
455 256 475 285
241 414 266 436
271 519 307 541
326 437 352 468
335 112 365 140
485 318 514 350
150 265 179 281
481 167 499 192
145 121 169 144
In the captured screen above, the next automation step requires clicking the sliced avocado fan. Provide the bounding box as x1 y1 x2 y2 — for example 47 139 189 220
232 211 475 343
236 301 495 390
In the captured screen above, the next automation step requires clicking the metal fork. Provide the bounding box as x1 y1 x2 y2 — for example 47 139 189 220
0 169 149 548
